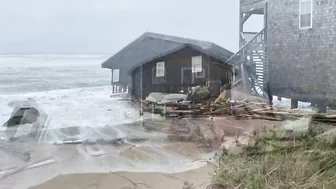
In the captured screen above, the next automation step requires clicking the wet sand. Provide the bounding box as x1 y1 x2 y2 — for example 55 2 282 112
1 106 283 189
30 165 214 189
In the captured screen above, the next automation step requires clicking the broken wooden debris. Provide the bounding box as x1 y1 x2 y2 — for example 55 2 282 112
144 97 336 124
137 83 336 124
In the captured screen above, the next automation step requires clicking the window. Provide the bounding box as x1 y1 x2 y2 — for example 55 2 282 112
192 56 204 78
192 56 202 73
299 0 313 29
152 67 165 83
195 69 205 78
112 69 120 82
156 61 165 77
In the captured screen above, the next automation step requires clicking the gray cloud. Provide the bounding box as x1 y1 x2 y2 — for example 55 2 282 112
0 0 262 54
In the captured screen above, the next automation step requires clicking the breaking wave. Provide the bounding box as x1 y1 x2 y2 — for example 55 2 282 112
0 87 214 189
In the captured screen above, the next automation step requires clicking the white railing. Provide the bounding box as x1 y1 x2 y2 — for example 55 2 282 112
242 32 259 45
226 28 266 65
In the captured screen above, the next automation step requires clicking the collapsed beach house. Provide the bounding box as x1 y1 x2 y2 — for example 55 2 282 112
228 0 336 112
102 32 234 100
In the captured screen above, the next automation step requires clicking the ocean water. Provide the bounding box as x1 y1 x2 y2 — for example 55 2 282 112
0 54 111 94
0 55 211 189
0 54 113 127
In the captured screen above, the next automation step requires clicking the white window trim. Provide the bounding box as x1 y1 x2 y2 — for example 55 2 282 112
156 61 165 77
191 56 203 73
195 69 205 78
299 0 313 29
112 69 120 82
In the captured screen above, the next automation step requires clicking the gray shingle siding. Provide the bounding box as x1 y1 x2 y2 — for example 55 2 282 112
268 0 336 104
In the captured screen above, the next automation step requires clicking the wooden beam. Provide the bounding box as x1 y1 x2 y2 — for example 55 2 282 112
239 4 244 48
242 12 252 24
241 64 250 92
264 2 268 29
241 2 265 14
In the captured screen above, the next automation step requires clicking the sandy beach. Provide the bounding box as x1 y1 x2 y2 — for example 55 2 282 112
30 165 214 189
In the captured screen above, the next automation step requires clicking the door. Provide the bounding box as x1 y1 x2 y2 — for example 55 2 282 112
181 68 194 92
181 68 193 85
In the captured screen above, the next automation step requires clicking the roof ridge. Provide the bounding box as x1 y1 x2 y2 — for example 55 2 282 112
143 32 213 49
102 32 234 70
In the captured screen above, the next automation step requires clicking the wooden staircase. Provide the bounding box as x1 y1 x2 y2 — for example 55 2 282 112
226 0 268 97
226 28 268 97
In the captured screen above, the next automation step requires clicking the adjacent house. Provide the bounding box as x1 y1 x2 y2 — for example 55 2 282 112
102 32 234 100
228 0 336 112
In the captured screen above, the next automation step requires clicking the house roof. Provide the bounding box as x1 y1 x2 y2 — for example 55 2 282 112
101 32 234 70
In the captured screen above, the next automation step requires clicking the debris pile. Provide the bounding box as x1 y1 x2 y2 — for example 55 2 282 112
141 86 213 117
139 85 336 125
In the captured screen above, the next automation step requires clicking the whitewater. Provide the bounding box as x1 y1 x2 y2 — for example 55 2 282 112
0 55 211 189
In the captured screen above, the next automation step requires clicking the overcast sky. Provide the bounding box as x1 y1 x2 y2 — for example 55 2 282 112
0 0 262 54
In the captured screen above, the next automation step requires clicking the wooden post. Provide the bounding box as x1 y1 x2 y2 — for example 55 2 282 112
317 103 327 113
291 99 298 109
239 2 243 48
241 64 250 92
111 69 114 94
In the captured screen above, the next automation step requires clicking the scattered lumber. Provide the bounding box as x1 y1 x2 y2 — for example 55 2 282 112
214 90 228 104
141 96 336 124
136 82 336 125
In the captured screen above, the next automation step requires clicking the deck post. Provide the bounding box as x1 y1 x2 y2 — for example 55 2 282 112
317 103 327 113
241 64 250 92
291 99 298 109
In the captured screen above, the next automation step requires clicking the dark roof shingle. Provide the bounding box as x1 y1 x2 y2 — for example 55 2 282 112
101 32 233 70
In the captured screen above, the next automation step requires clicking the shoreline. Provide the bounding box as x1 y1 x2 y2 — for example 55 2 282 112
30 164 214 189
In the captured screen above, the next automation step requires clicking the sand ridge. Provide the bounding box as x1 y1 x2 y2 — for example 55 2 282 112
30 165 214 189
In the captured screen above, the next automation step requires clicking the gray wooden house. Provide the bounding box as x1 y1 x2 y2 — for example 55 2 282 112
227 0 336 112
102 32 234 100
